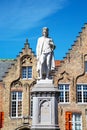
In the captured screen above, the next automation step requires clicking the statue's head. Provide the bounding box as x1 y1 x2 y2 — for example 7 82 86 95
42 27 49 37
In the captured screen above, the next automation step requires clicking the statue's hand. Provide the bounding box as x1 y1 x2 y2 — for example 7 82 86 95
49 43 56 50
53 45 56 50
49 39 56 50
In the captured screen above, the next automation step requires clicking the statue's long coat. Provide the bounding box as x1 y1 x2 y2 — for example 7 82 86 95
36 36 55 73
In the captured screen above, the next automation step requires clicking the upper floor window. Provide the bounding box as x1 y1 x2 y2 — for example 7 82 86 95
58 84 69 103
85 61 87 72
22 66 32 79
77 84 87 103
11 91 22 118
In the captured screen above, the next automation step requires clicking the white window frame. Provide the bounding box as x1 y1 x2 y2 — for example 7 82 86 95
22 66 32 79
30 94 33 117
11 91 23 118
72 113 82 130
85 61 87 72
77 84 87 103
58 84 70 103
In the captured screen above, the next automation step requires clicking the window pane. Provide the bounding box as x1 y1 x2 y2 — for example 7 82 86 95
77 92 82 102
83 92 87 102
28 66 32 78
65 91 69 102
58 84 63 90
12 101 16 117
83 85 87 90
18 101 22 116
18 92 22 100
75 124 81 130
75 114 81 121
65 85 69 90
77 85 82 90
12 92 16 100
22 67 27 78
59 92 64 102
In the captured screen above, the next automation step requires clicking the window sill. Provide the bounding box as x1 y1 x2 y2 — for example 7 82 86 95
11 116 23 119
59 102 70 105
77 103 87 105
22 78 32 80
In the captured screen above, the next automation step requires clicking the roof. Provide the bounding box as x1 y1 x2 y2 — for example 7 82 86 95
55 60 63 67
0 59 15 81
0 59 62 81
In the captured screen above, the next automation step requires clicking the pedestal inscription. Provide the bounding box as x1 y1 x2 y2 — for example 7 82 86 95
40 99 51 124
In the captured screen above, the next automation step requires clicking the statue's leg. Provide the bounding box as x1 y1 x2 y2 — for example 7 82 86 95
39 63 44 79
39 54 46 79
46 53 51 79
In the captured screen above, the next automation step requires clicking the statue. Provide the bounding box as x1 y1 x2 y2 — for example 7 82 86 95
36 27 55 79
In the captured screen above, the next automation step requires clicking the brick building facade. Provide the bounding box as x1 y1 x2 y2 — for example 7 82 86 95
0 23 87 130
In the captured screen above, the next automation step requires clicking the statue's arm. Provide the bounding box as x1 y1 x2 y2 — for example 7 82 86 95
49 38 56 50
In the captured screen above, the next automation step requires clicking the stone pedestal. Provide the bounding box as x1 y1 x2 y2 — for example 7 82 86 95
31 79 60 130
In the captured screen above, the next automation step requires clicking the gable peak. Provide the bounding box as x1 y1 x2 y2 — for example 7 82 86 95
24 38 30 50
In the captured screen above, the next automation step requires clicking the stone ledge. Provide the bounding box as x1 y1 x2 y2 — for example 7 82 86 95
37 79 53 84
31 124 60 130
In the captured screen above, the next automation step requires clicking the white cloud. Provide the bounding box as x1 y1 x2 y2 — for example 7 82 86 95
0 0 68 38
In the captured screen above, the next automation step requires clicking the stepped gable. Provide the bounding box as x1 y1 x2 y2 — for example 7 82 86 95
60 23 87 66
0 39 37 82
0 59 15 81
16 38 36 59
54 23 87 84
65 23 87 62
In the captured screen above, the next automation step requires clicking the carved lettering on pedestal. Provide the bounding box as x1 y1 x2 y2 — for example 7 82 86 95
39 99 51 124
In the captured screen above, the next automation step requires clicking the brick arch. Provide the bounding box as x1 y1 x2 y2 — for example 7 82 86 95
20 54 33 66
10 80 23 92
19 128 30 130
15 126 30 130
58 71 71 84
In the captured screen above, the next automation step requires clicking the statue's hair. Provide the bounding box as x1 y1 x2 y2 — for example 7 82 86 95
42 27 49 31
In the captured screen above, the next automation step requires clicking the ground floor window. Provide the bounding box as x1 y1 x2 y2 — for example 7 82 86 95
11 91 22 118
65 112 82 130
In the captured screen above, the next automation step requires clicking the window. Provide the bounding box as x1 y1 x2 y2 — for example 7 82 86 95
65 112 82 130
0 112 4 128
58 84 69 103
30 94 33 117
85 61 87 72
22 66 32 79
11 92 22 118
72 113 82 130
77 84 87 103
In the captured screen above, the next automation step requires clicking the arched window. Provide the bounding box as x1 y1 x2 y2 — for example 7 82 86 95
11 81 23 118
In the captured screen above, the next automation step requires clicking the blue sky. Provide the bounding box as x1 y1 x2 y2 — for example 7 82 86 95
0 0 87 60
